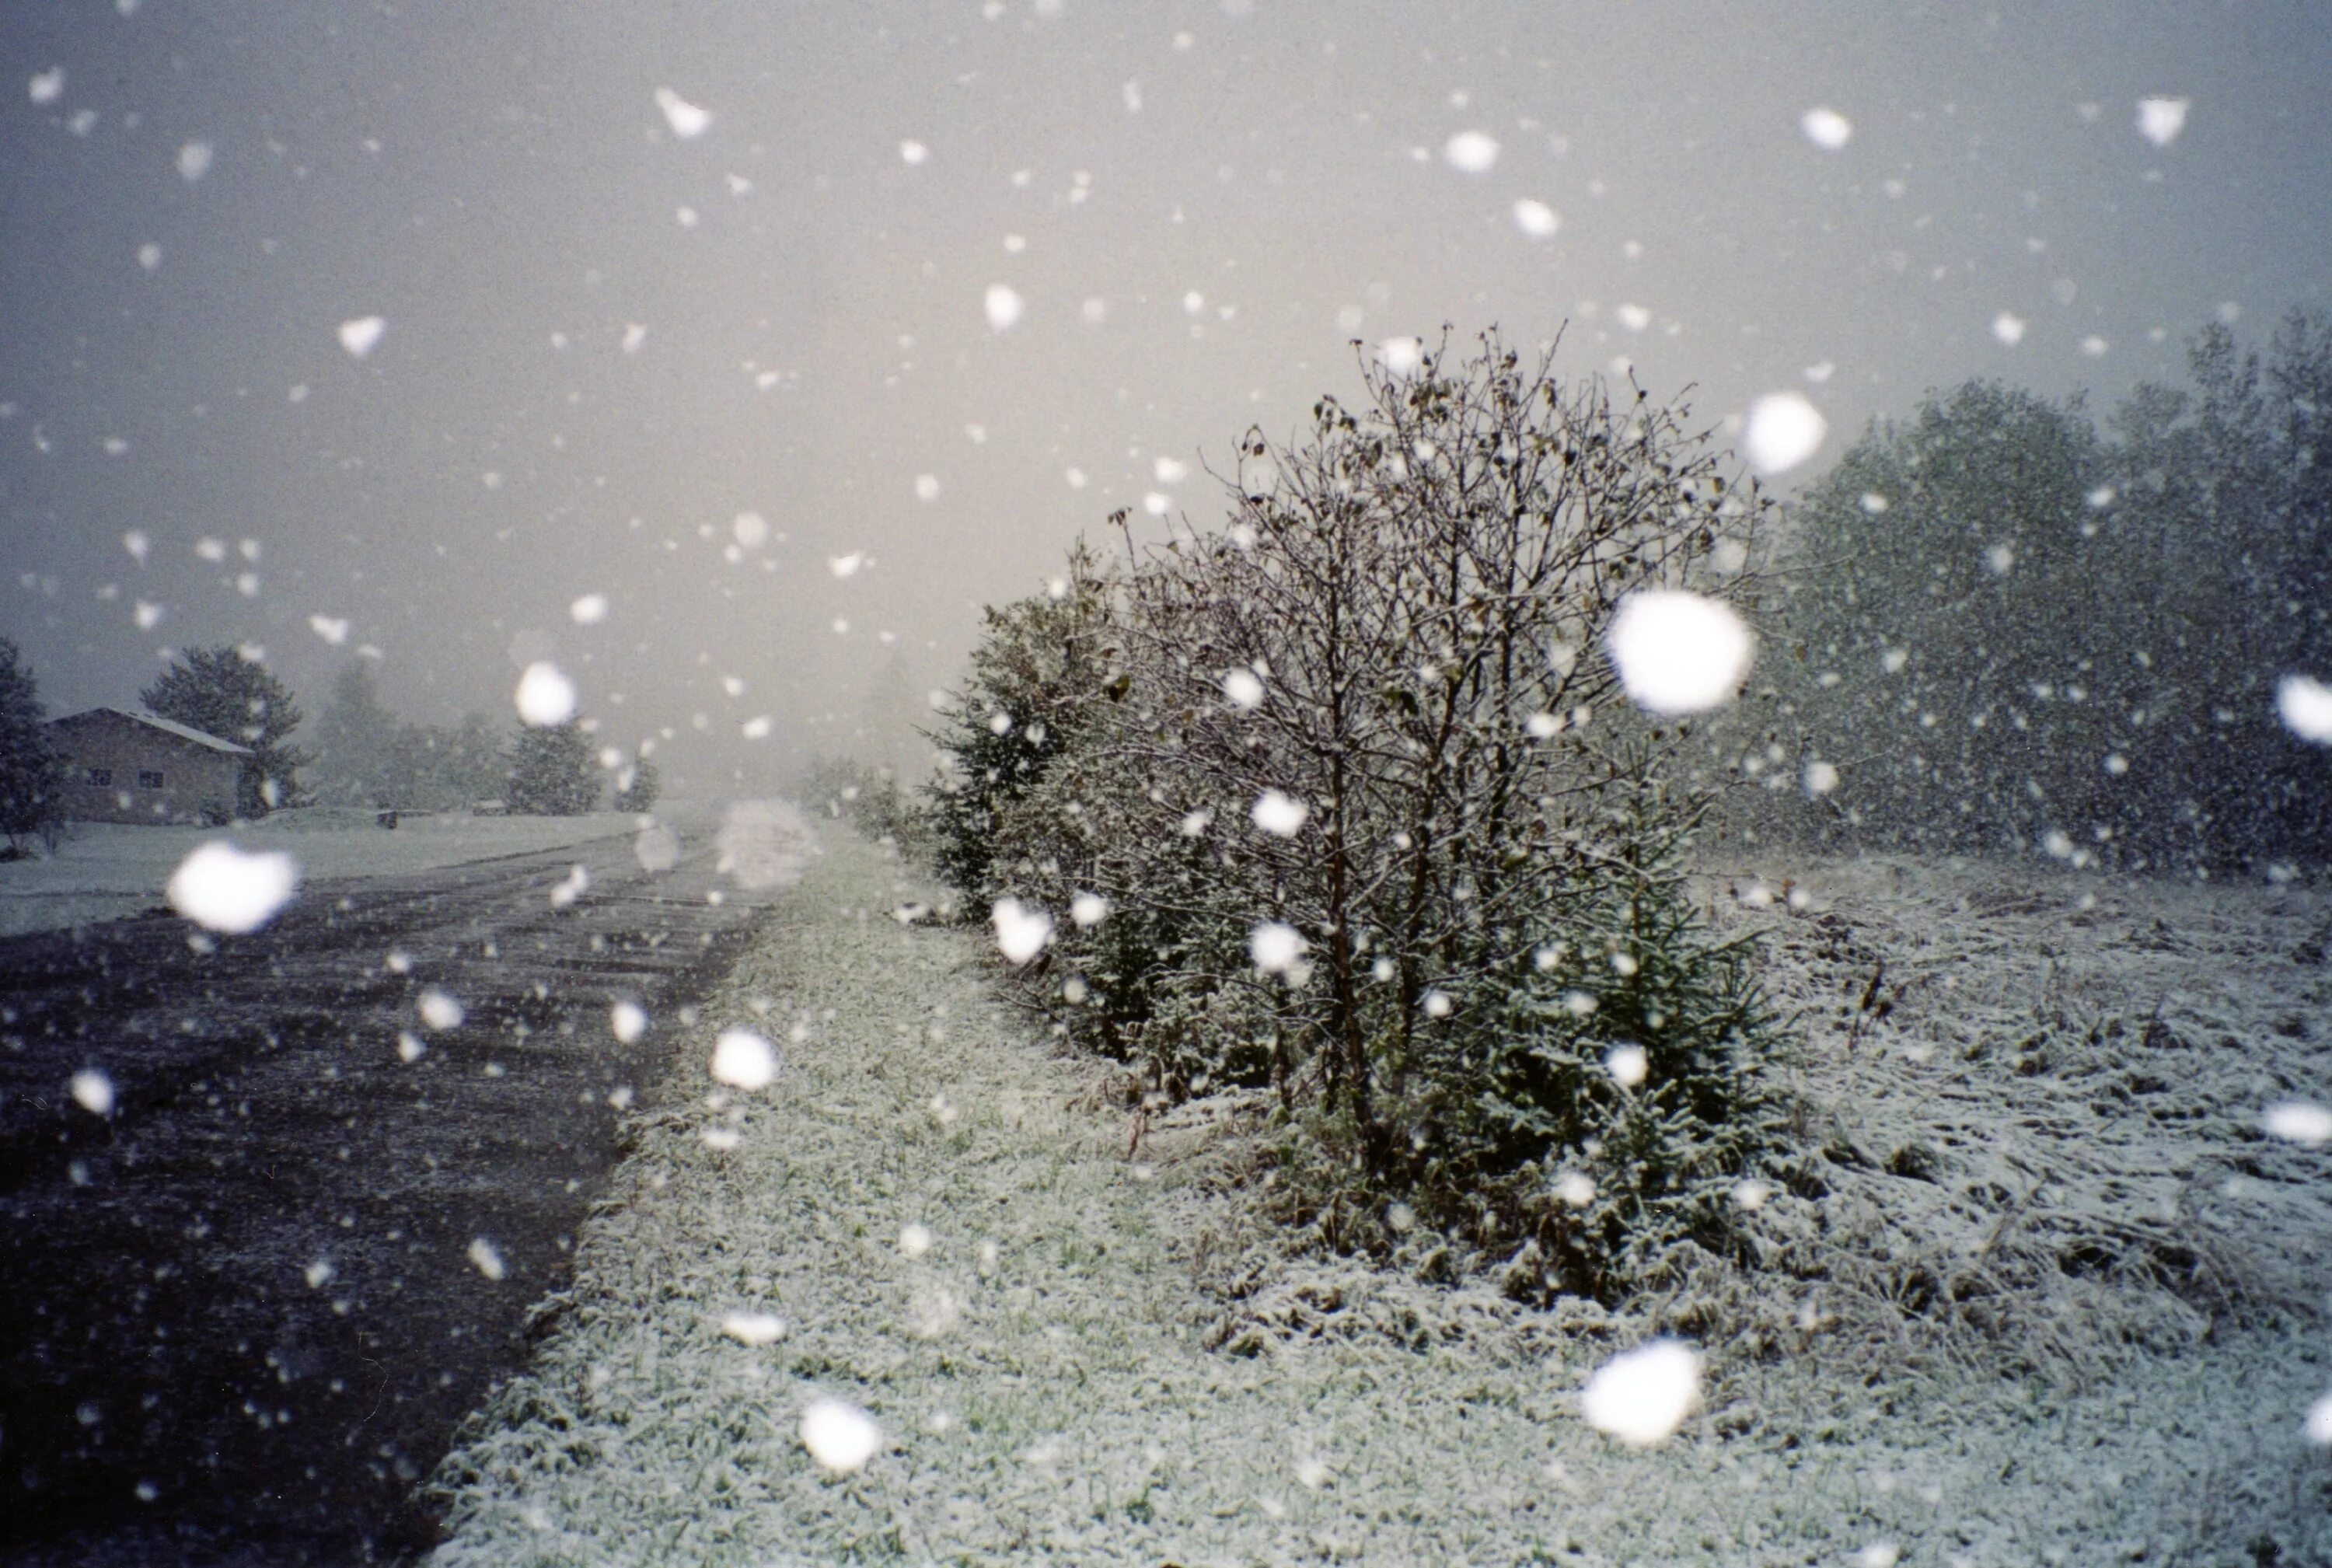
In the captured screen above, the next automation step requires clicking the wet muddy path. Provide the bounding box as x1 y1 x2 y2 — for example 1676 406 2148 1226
0 812 792 1564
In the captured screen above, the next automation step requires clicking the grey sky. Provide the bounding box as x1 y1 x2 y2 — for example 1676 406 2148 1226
4 0 2327 792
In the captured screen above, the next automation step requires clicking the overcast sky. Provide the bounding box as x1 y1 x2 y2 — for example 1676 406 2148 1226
4 0 2328 794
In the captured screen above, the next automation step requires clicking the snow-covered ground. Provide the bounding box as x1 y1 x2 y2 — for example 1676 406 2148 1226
0 808 634 936
426 830 2332 1566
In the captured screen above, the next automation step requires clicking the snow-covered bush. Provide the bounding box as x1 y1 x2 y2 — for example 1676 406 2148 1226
936 331 1790 1298
0 637 69 855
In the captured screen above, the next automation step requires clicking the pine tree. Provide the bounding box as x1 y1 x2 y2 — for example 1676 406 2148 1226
140 645 309 817
0 637 69 854
613 756 660 813
506 721 599 815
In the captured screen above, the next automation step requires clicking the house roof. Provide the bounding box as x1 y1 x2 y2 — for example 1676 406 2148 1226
50 707 254 756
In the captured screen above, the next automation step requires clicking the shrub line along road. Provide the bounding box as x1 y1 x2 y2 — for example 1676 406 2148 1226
0 808 791 1564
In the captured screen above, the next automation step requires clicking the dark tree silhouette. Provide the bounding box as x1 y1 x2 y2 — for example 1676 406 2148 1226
140 645 309 818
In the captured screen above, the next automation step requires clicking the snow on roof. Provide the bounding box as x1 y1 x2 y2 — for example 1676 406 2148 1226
51 707 254 756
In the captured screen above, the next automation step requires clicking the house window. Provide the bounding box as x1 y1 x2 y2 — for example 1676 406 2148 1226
138 769 166 789
86 767 112 787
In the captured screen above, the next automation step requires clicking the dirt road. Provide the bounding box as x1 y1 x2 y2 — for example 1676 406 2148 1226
0 809 799 1564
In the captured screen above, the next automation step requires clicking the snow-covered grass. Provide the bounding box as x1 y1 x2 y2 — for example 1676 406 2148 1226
428 831 2331 1565
0 808 632 936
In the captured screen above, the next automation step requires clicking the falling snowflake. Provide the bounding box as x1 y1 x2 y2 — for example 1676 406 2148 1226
308 615 350 645
1249 920 1306 975
1743 391 1827 474
417 987 465 1030
28 68 64 105
467 1237 507 1281
176 141 213 181
2275 674 2332 743
984 284 1025 332
710 1028 780 1091
69 1069 115 1116
2136 96 2189 147
1803 760 1840 796
1605 590 1754 714
1379 337 1425 375
1511 199 1560 238
800 1399 881 1474
337 316 386 358
829 551 866 578
515 662 578 726
2261 1101 2332 1147
1580 1339 1700 1446
1442 130 1499 173
914 474 941 502
1800 107 1853 149
166 842 299 934
1070 892 1108 928
1223 669 1265 710
611 1001 648 1044
721 1311 787 1346
654 87 712 138
1250 790 1309 837
1605 1043 1649 1088
899 138 929 165
991 898 1053 964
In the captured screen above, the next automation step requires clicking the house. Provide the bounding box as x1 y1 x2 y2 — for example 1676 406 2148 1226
46 707 252 825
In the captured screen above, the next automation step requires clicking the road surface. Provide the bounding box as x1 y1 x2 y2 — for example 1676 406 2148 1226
0 808 800 1564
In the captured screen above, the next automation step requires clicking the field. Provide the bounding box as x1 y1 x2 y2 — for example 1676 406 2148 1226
422 828 2332 1566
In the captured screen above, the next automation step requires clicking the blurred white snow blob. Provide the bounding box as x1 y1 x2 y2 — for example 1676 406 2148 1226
654 87 712 138
1143 491 1171 517
1511 198 1560 238
710 1027 780 1091
2274 674 2332 743
2260 1101 2332 1147
800 1399 881 1474
984 284 1025 332
514 662 578 726
28 68 64 105
913 473 941 502
742 716 772 740
138 242 162 271
549 864 590 909
1615 303 1651 333
1178 808 1212 837
899 138 929 165
611 1001 648 1044
1743 391 1827 474
467 1238 507 1281
167 842 299 934
1803 760 1840 796
634 821 682 871
1251 790 1309 837
417 988 464 1031
722 1311 786 1346
1556 1172 1595 1208
732 511 769 548
2136 96 2189 147
621 323 648 353
1605 1043 1649 1088
1985 543 2016 576
1422 990 1452 1018
396 1033 425 1063
337 316 386 359
1070 892 1108 928
1992 311 2027 346
304 1259 333 1289
176 141 212 181
1442 130 1500 173
570 592 609 625
1855 1545 1901 1568
69 1069 115 1116
1800 107 1852 150
1580 1339 1700 1446
1249 921 1306 976
1731 1178 1772 1212
991 897 1053 964
899 1223 934 1259
1859 492 1890 514
1223 668 1265 711
2306 1390 2332 1447
308 615 350 645
828 551 865 578
1605 590 1754 715
124 529 149 564
1379 337 1425 375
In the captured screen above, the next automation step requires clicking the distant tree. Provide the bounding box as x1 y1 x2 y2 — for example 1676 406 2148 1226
506 720 599 815
309 661 402 806
613 756 660 813
140 645 309 817
0 637 69 854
